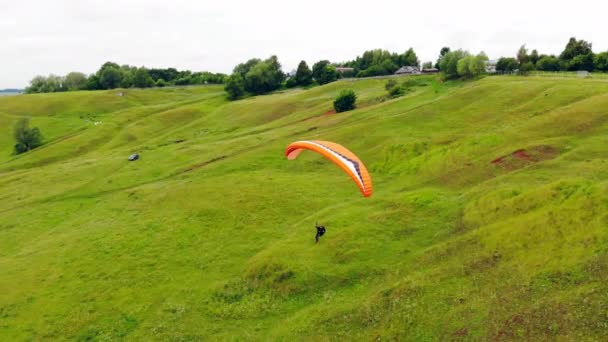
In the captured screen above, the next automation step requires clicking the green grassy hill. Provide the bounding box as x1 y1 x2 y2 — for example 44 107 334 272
1 76 608 340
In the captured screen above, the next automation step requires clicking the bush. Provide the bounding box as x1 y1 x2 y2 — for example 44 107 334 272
155 79 167 87
333 89 357 113
385 79 398 91
388 85 404 98
13 118 43 154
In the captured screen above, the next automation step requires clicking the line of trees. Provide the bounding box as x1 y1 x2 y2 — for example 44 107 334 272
25 62 227 94
495 38 608 73
225 56 342 100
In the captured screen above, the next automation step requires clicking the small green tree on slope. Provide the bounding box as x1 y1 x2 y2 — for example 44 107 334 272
14 118 43 154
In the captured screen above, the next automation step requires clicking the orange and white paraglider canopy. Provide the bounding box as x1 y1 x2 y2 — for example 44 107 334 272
285 140 373 197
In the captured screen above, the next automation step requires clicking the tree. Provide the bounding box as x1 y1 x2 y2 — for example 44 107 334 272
233 58 262 78
472 52 489 75
265 55 285 86
133 67 154 88
84 74 101 90
594 52 608 72
568 53 595 71
518 62 535 75
439 50 468 79
457 56 474 78
422 61 433 69
496 57 519 73
400 48 419 67
312 60 338 85
13 118 43 154
97 62 124 89
529 49 540 65
295 60 313 86
285 77 297 88
560 37 592 61
25 76 48 93
64 72 88 90
517 45 529 65
245 63 280 94
436 47 450 69
333 89 357 112
225 73 245 100
155 79 167 87
536 56 561 71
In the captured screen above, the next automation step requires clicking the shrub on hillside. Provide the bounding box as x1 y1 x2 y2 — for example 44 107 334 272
385 79 403 98
333 90 357 113
13 118 43 154
385 79 398 91
388 85 404 98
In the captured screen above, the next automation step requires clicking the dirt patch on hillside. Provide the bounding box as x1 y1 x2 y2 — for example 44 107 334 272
492 145 558 170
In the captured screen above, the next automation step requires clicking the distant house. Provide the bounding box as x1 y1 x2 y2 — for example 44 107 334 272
395 66 420 75
335 67 354 73
421 68 439 74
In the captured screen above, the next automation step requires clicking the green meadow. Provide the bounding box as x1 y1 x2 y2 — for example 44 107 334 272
1 75 608 340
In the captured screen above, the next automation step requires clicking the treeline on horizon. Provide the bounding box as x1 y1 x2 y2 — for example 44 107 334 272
25 62 227 94
225 37 608 100
25 37 608 96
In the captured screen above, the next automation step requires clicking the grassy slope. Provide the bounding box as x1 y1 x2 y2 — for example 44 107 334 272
1 76 608 340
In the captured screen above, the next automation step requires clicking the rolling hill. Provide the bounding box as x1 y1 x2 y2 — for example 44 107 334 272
1 75 608 340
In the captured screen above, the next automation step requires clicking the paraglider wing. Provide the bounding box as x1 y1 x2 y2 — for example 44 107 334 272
285 140 373 197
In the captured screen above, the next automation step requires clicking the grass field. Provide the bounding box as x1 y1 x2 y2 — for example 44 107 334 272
1 75 608 340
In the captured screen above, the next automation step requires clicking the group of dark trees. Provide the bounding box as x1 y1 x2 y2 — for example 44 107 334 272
225 56 343 100
339 48 420 77
495 38 608 73
224 56 286 100
284 60 339 88
26 62 226 94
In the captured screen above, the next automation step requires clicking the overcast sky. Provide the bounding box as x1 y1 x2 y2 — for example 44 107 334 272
1 0 606 88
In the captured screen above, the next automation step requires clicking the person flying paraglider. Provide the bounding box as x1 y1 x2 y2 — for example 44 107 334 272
315 222 326 243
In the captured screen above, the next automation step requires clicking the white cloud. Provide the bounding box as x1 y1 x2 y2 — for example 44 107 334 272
1 0 606 88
